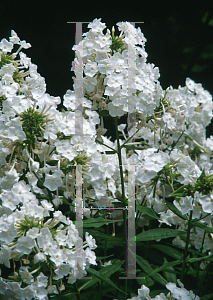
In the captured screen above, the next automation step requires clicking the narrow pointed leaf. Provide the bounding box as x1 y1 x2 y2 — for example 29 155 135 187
150 244 182 260
136 255 167 286
79 260 124 291
148 260 181 278
187 253 213 263
136 205 160 220
200 292 213 300
86 268 127 295
191 220 213 234
168 184 188 197
83 217 123 228
165 200 187 220
136 228 185 242
162 258 177 283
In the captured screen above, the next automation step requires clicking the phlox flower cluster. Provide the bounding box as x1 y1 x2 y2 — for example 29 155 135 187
0 182 97 299
0 18 213 299
0 31 97 299
72 18 160 119
127 280 200 299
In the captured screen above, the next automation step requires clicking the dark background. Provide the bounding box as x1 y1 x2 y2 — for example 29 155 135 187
1 1 213 138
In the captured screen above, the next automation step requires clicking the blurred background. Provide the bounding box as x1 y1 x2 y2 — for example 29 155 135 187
1 1 213 138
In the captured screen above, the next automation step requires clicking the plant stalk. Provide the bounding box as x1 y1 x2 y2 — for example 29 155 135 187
114 117 128 299
180 210 193 282
74 282 81 300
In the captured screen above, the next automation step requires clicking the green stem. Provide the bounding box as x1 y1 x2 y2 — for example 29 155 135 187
74 282 81 300
120 126 141 149
200 230 206 254
114 117 127 299
135 196 146 228
197 230 206 279
104 223 109 263
184 134 209 153
168 130 185 155
197 212 211 221
114 117 126 204
180 210 193 282
96 138 118 153
32 170 45 187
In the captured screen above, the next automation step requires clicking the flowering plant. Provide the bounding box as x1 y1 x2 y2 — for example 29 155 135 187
0 18 213 299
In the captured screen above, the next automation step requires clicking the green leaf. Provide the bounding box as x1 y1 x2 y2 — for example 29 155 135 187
201 11 209 23
37 180 45 189
191 220 213 234
192 64 208 73
136 271 155 287
187 253 213 263
35 194 50 200
168 184 188 197
136 255 167 286
198 168 206 180
86 229 123 242
136 204 160 220
86 267 127 295
79 260 124 292
96 254 114 260
142 214 157 221
52 293 77 300
83 217 123 228
136 228 186 242
99 110 109 116
105 150 117 154
148 259 181 278
182 46 195 54
99 259 124 278
123 145 145 151
150 244 182 260
201 292 213 300
46 160 58 166
162 258 177 283
78 275 100 291
165 200 187 220
62 197 75 206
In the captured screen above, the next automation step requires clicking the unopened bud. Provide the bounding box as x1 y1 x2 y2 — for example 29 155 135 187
59 284 65 291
